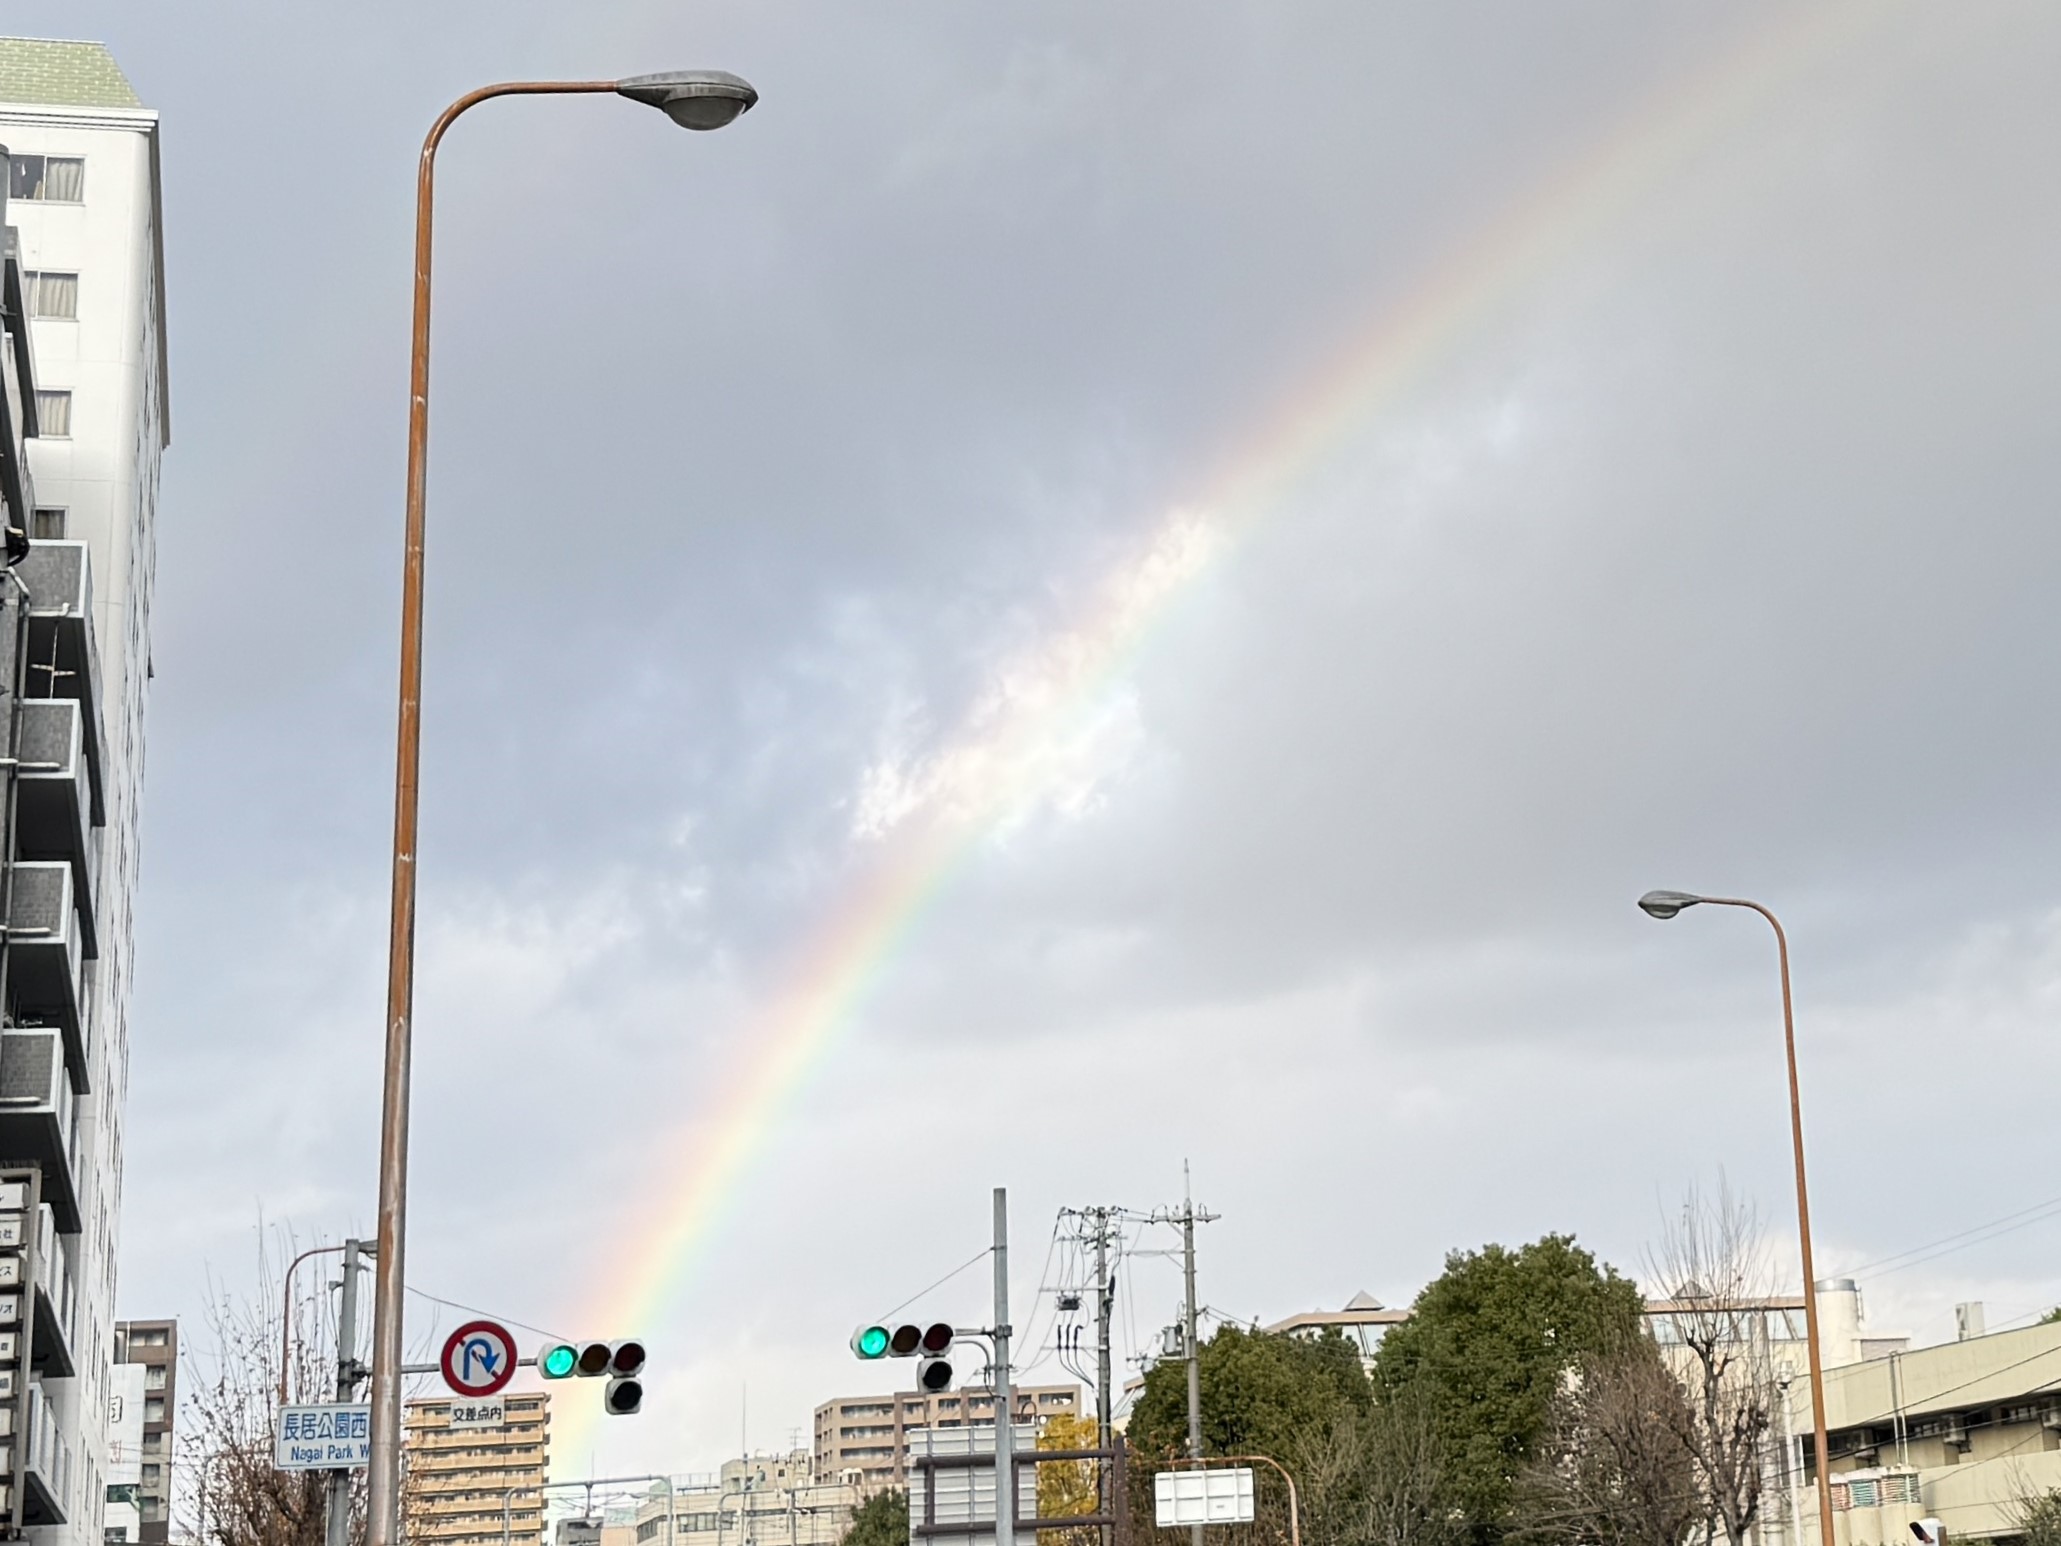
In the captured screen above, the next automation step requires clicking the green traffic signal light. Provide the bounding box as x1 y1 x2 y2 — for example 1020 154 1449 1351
851 1325 891 1359
540 1344 578 1379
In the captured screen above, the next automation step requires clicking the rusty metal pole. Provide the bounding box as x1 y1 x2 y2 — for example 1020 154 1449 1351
364 80 617 1546
1640 893 1837 1546
1736 899 1838 1546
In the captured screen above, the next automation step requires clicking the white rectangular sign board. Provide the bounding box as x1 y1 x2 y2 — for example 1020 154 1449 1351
1155 1469 1255 1528
448 1396 505 1429
275 1404 372 1470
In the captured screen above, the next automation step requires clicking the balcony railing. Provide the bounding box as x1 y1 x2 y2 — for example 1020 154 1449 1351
0 1034 79 1234
5 864 87 1094
13 543 104 829
13 699 97 961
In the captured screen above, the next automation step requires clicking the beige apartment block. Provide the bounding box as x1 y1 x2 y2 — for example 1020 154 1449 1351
813 1384 1081 1493
1796 1312 2061 1546
404 1393 552 1546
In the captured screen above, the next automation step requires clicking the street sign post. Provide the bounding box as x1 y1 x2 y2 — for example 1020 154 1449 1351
277 1405 373 1471
439 1320 517 1398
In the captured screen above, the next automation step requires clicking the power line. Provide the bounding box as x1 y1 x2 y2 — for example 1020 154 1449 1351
1833 1191 2061 1280
403 1285 566 1342
873 1246 993 1324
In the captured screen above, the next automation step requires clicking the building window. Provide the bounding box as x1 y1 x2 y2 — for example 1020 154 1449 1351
23 271 78 320
30 508 64 540
144 1399 165 1423
35 390 72 438
8 155 85 203
144 1366 166 1390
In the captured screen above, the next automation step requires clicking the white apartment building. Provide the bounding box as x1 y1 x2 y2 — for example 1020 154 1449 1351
629 1452 861 1546
0 35 168 1546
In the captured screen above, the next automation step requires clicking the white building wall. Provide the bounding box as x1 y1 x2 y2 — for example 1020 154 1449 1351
2 89 166 1546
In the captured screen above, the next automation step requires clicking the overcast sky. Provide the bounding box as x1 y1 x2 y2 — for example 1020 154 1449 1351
13 0 2061 1483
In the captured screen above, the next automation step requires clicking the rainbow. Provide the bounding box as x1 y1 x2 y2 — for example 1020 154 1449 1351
557 0 1885 1464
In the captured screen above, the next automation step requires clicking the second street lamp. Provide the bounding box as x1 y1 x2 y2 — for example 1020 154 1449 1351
1638 890 1836 1546
364 71 756 1546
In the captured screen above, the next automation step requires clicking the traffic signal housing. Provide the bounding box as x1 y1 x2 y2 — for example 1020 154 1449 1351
850 1321 954 1389
536 1338 646 1415
916 1321 953 1392
606 1339 646 1416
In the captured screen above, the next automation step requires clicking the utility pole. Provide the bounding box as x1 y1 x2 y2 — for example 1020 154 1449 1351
1092 1212 1114 1546
1142 1173 1216 1546
993 1188 1014 1546
1180 1185 1202 1546
1093 1217 1113 1447
327 1239 368 1546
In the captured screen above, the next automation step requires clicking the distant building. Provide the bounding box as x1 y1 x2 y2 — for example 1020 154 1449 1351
102 1361 143 1544
403 1392 551 1546
812 1385 1081 1493
1265 1290 1410 1364
1265 1281 1908 1378
630 1453 859 1546
1797 1305 2061 1546
110 1322 176 1545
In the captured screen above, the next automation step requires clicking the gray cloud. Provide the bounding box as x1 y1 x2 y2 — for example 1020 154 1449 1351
18 0 2059 1476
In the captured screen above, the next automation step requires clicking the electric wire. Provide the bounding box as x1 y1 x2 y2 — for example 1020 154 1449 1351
1832 1191 2061 1280
404 1284 568 1343
872 1245 993 1324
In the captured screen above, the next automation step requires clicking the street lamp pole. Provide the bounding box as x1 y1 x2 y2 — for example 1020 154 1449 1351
1638 891 1837 1546
366 72 756 1546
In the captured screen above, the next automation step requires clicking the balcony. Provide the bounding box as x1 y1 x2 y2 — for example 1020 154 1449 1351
18 1379 68 1526
13 542 104 828
5 863 86 1092
14 699 97 958
0 1034 79 1233
27 1212 72 1379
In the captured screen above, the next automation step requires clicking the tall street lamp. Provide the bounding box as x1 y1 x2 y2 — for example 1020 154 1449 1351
366 71 758 1546
1637 890 1836 1546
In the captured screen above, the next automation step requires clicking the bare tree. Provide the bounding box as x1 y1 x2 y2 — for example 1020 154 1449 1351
1516 1339 1700 1546
177 1226 364 1546
2010 1485 2061 1546
1645 1186 1779 1546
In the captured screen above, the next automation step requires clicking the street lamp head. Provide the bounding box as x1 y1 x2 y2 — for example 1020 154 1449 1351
615 70 758 130
1638 890 1705 920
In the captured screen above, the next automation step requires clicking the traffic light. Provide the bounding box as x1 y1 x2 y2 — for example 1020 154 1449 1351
537 1338 646 1415
916 1321 954 1392
604 1339 645 1415
850 1321 954 1389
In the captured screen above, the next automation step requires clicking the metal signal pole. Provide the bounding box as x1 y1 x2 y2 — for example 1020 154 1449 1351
1180 1193 1202 1546
326 1240 367 1546
994 1188 1014 1546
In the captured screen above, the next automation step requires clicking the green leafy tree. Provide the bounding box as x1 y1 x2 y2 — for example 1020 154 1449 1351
1129 1324 1372 1465
842 1489 909 1546
1373 1235 1644 1546
2041 1306 2061 1326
